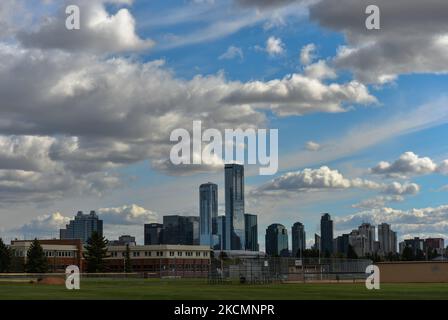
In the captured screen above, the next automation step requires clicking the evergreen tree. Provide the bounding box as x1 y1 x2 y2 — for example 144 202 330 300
25 239 48 273
0 238 12 272
401 246 414 261
124 244 132 273
347 244 358 259
84 232 109 273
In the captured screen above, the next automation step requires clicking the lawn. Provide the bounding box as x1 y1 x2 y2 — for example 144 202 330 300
0 278 447 300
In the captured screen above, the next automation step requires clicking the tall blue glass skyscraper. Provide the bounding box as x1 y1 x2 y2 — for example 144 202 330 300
265 223 289 257
199 182 218 247
225 164 245 250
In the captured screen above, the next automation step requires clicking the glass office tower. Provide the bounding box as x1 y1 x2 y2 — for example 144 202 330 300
199 183 218 247
225 164 245 250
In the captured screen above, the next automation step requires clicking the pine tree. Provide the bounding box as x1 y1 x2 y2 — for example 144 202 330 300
124 244 132 273
347 244 358 259
0 238 12 272
84 231 109 273
25 239 48 273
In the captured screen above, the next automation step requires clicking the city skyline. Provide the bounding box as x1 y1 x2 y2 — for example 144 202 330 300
1 1 448 253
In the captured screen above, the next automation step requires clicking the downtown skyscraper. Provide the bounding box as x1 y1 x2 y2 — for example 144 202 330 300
320 213 334 256
199 182 218 247
225 164 245 250
291 222 306 258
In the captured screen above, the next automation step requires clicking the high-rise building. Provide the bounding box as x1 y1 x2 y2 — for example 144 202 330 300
225 164 245 250
399 237 424 256
320 213 333 256
291 222 306 258
215 215 226 250
378 223 397 255
335 234 350 256
163 215 199 245
313 234 321 251
265 224 289 257
348 229 367 257
144 223 163 245
60 211 103 244
244 213 258 251
358 223 375 255
199 183 218 247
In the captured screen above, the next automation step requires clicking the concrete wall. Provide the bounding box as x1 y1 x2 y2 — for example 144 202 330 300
377 261 448 283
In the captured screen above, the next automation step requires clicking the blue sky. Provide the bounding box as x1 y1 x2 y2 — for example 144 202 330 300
1 0 448 250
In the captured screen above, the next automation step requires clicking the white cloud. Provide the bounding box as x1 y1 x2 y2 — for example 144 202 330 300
251 166 420 197
300 43 316 65
370 152 445 178
304 60 337 80
305 141 322 151
266 36 285 56
18 0 154 53
222 74 376 116
98 204 158 225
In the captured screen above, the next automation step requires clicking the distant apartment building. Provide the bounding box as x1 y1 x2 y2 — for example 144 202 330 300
291 222 306 258
424 238 445 255
399 237 425 256
60 211 103 244
335 234 350 256
377 223 397 255
199 183 218 247
265 224 289 257
244 213 258 251
163 215 199 245
144 223 163 245
348 229 367 257
109 235 136 246
358 223 376 255
320 213 333 256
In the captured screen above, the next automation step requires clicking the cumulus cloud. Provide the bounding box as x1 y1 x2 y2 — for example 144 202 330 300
304 60 337 80
18 0 154 53
15 212 70 238
266 36 285 56
251 166 419 197
370 152 446 178
222 74 376 116
300 43 316 65
98 204 158 225
309 0 448 83
335 205 448 240
219 45 244 60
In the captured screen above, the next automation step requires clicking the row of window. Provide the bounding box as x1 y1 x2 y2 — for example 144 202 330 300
108 251 209 258
14 250 75 257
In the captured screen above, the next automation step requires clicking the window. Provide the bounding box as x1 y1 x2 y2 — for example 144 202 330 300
170 252 174 257
177 251 183 257
196 252 200 257
203 252 208 257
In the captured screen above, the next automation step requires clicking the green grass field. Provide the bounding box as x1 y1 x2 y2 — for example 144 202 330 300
0 278 448 300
